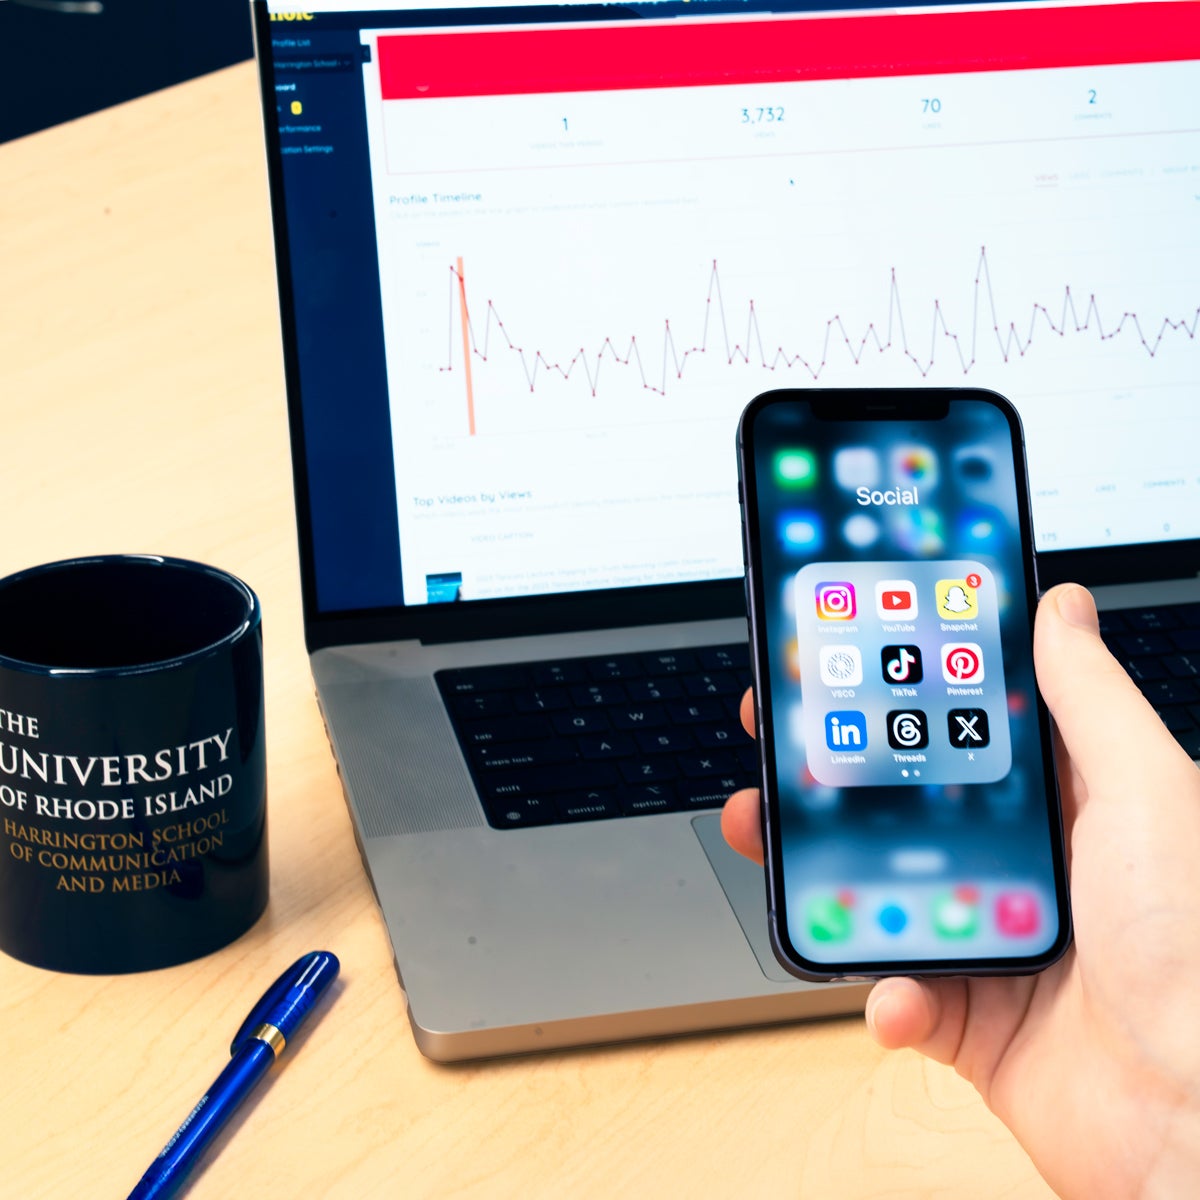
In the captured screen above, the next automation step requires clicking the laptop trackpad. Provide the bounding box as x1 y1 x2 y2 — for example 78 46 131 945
692 814 793 984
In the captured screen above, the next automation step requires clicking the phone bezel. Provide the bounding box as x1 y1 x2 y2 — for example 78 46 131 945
737 386 1072 980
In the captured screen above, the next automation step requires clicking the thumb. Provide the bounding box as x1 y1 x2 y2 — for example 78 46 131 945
1034 583 1191 808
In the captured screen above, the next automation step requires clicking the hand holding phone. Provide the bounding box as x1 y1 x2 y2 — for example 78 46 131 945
737 387 1070 980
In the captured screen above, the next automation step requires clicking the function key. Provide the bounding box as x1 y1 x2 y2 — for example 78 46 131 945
532 661 588 687
441 663 531 694
640 651 699 675
487 796 560 829
698 644 750 671
587 654 643 681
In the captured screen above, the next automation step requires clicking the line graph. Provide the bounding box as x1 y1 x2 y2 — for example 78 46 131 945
443 249 1198 430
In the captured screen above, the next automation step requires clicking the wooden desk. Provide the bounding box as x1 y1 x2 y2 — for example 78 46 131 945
0 65 1054 1198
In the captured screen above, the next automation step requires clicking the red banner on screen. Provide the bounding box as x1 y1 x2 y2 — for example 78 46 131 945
377 2 1200 101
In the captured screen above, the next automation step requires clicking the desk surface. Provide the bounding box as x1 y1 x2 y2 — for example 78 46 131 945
0 65 1054 1199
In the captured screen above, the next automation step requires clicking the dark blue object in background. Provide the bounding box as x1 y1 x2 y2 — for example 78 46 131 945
0 0 253 143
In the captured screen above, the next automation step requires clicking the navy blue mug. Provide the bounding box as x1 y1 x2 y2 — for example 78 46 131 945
0 555 268 973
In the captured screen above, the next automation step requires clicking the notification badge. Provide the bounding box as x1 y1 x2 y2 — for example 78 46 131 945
875 579 918 620
942 642 985 684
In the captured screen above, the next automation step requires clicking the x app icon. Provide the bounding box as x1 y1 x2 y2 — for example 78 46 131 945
948 708 990 749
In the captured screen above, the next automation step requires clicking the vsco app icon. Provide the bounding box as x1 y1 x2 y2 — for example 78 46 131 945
941 642 985 684
886 709 929 749
819 644 863 687
815 582 856 621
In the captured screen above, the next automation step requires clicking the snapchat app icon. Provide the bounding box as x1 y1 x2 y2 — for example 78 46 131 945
936 578 979 621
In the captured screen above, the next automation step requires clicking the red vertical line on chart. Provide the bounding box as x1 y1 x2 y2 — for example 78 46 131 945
455 257 476 435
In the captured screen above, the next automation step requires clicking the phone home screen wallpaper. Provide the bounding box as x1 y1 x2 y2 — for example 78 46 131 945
747 393 1066 970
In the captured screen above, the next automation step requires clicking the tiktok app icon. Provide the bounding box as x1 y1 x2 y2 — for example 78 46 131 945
881 644 923 685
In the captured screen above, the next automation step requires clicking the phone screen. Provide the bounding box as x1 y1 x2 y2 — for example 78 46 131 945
738 388 1069 977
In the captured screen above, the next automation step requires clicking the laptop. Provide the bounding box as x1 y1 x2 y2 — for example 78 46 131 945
251 0 1200 1060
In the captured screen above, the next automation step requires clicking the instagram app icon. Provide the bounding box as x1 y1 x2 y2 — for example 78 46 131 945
815 582 856 621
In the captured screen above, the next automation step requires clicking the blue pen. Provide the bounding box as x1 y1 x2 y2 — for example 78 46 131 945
127 950 340 1200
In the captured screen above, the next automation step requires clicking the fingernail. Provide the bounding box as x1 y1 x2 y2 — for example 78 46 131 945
1055 583 1099 632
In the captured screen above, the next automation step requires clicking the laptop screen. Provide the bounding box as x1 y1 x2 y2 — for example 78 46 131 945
255 0 1200 625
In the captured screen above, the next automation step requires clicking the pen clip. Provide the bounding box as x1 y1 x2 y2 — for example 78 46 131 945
230 950 339 1056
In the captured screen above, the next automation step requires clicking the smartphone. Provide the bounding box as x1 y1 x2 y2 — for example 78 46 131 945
737 388 1070 980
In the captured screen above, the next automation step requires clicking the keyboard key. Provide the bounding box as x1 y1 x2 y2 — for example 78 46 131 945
618 785 678 816
1121 657 1169 683
559 791 623 822
1155 706 1196 733
471 743 574 771
588 655 643 680
551 711 611 735
1171 629 1200 652
611 705 669 730
698 645 749 670
634 729 695 754
1164 654 1200 679
1127 608 1182 631
679 750 740 778
460 714 552 746
678 778 746 809
512 688 571 713
1113 632 1174 657
451 692 513 718
481 761 618 798
684 671 741 697
640 651 699 674
570 683 628 707
667 698 726 724
444 664 531 694
532 662 587 686
1142 679 1200 706
625 678 684 701
695 724 751 748
489 796 559 828
618 758 679 785
577 733 637 760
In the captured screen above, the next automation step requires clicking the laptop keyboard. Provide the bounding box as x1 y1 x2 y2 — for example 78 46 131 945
1099 601 1200 761
436 644 757 829
436 601 1200 831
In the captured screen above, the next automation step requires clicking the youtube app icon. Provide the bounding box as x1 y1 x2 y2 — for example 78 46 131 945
876 579 918 619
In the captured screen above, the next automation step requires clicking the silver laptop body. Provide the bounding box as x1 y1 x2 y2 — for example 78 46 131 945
253 0 1200 1060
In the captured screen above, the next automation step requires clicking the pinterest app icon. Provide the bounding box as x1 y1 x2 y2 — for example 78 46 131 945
941 642 985 684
